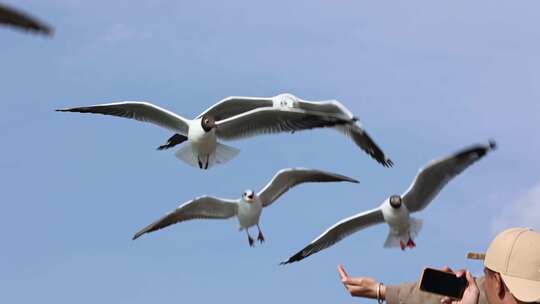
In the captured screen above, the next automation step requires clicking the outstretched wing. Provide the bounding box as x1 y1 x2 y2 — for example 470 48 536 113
258 168 359 207
56 101 190 135
292 99 355 120
215 107 353 140
290 98 392 167
336 125 393 167
132 196 238 240
196 96 274 120
0 4 52 35
277 96 393 168
281 208 384 264
402 140 496 213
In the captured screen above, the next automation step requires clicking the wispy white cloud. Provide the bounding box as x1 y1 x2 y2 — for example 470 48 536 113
492 181 540 232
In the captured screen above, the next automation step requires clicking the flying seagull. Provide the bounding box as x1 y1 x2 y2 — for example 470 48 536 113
56 93 389 169
132 168 359 246
0 3 52 35
157 93 393 167
281 141 496 264
56 99 353 170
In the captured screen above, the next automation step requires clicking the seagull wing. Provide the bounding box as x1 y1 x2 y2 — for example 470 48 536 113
292 99 355 119
0 4 52 35
215 107 353 140
196 96 274 120
290 98 393 167
281 208 385 264
132 196 238 240
157 134 189 150
402 140 496 213
336 125 393 167
258 168 359 207
56 101 191 135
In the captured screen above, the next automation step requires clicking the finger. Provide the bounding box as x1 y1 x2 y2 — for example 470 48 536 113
338 264 349 278
465 271 479 288
442 266 453 273
455 269 466 277
343 283 356 293
440 296 452 304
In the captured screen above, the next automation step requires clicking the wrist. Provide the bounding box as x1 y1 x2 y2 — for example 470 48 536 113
379 283 386 300
376 282 386 303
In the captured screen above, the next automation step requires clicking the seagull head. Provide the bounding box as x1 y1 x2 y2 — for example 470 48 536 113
243 190 255 202
201 115 216 132
389 195 402 209
275 93 298 108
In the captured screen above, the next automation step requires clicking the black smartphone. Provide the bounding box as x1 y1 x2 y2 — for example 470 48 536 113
419 267 468 299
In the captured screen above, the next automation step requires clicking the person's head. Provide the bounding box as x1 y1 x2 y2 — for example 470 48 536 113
469 228 540 304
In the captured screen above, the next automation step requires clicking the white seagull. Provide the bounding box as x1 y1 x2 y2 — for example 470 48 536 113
157 93 393 167
281 141 496 264
132 168 359 246
0 3 52 35
56 95 359 170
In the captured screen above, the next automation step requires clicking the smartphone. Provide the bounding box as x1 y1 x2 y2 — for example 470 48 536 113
419 267 468 299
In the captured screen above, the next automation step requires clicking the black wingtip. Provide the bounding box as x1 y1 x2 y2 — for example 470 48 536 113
132 233 143 240
344 176 360 184
279 251 306 265
279 259 293 266
488 139 497 150
379 158 394 168
156 134 188 150
55 108 77 113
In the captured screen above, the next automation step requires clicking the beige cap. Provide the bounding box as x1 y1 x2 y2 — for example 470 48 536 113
467 227 540 302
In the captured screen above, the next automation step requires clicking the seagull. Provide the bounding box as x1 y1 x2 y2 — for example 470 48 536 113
281 141 496 264
56 93 388 169
132 168 359 246
157 93 393 167
0 3 52 35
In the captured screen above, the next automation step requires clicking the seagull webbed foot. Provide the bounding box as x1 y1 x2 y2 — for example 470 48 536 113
257 231 265 243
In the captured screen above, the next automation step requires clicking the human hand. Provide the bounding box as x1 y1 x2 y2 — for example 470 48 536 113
440 270 480 304
337 264 385 299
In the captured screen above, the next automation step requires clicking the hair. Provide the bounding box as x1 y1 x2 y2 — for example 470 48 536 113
485 268 540 304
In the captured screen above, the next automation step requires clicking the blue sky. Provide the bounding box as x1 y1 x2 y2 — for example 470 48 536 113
1 1 539 303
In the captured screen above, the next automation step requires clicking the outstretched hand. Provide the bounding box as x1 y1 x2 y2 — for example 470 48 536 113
337 264 385 299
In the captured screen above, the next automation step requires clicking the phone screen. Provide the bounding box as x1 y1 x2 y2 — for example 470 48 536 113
419 268 468 299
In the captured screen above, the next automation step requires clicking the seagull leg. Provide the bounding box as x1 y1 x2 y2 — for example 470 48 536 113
246 229 254 247
197 156 203 169
256 224 265 243
204 155 209 170
407 237 416 248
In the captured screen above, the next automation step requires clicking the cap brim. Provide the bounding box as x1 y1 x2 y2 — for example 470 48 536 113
501 273 540 303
